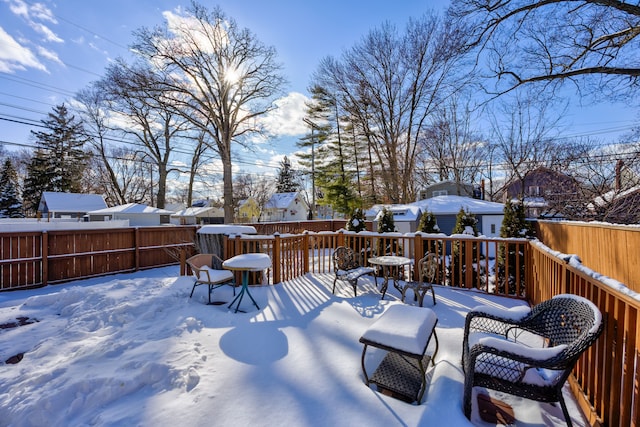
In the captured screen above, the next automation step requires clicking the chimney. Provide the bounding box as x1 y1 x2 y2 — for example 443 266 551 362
615 160 624 191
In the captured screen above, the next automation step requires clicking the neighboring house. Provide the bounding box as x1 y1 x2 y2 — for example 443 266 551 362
171 206 224 225
260 192 309 222
417 181 480 200
88 203 174 226
236 198 260 223
500 167 578 218
38 192 107 220
591 185 640 224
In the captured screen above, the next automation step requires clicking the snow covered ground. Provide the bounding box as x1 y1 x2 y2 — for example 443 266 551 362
0 267 587 426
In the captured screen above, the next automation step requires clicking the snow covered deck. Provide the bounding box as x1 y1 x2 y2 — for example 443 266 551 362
0 267 587 426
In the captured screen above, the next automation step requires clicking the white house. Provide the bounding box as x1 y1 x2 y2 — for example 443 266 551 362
170 206 224 225
38 192 107 220
260 192 309 222
88 203 174 227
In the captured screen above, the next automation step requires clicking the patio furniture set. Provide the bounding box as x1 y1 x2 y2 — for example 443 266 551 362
187 247 604 426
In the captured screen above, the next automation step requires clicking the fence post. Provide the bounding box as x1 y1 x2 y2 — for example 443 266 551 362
134 227 140 271
273 233 281 284
42 231 48 286
337 229 345 247
303 231 310 274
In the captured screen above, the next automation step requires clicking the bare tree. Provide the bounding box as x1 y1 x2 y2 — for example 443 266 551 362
312 12 470 204
94 59 192 209
419 95 487 191
131 2 286 222
450 0 640 97
487 93 565 197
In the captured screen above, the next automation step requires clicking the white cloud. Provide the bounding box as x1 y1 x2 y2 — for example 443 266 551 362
5 0 62 43
36 45 62 65
261 92 310 137
29 21 63 43
0 26 47 72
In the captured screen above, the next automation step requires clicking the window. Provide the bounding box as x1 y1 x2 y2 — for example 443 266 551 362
432 190 448 197
491 224 496 234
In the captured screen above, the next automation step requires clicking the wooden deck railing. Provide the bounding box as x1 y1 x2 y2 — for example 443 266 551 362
0 224 635 425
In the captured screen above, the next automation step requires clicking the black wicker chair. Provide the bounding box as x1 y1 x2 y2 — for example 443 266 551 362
462 294 603 426
332 246 375 297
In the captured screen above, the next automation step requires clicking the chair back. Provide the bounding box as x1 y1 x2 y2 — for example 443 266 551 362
524 294 603 361
416 253 438 283
333 246 360 271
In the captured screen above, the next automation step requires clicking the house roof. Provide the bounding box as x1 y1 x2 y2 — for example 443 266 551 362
264 192 303 209
39 192 107 213
412 195 504 215
171 206 222 218
367 204 422 222
89 203 174 215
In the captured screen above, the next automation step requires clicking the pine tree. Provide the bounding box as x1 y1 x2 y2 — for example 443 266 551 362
346 208 367 232
450 208 479 287
0 159 23 218
377 207 398 255
275 156 300 193
300 85 361 216
498 200 533 294
23 104 88 214
418 210 442 257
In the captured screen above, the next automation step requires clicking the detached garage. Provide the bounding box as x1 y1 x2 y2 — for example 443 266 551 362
88 203 174 227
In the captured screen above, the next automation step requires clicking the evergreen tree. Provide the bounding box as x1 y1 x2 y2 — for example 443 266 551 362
345 208 368 261
23 104 88 214
377 207 398 255
450 208 479 287
0 158 23 218
498 200 533 295
300 85 361 216
346 208 367 232
275 156 300 193
418 210 442 257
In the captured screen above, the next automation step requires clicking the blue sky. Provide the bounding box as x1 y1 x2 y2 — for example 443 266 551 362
0 0 637 195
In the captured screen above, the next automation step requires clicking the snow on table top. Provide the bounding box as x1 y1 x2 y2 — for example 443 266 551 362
222 253 271 270
360 305 437 356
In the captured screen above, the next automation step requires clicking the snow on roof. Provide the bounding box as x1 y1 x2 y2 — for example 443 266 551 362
264 192 301 209
592 185 640 207
89 203 174 215
40 192 107 212
367 204 422 221
171 206 222 217
412 195 504 215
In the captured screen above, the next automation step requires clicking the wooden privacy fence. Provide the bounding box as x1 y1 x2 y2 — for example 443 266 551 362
0 226 197 290
528 241 639 427
536 220 640 292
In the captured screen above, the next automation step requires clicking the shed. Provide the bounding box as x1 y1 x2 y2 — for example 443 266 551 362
38 192 107 220
88 203 174 227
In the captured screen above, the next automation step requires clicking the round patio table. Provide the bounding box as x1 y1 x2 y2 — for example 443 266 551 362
223 253 271 313
368 256 413 300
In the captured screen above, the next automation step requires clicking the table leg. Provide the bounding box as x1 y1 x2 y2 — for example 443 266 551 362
228 271 260 313
379 266 390 300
